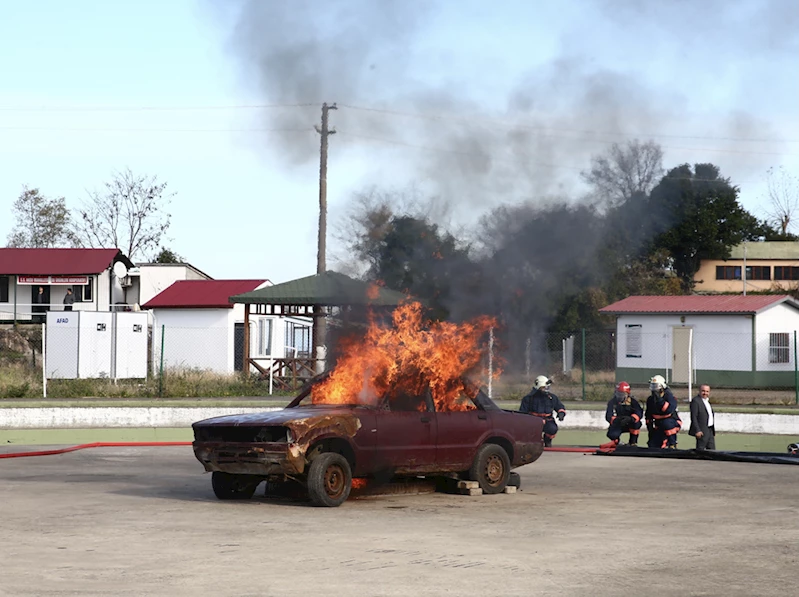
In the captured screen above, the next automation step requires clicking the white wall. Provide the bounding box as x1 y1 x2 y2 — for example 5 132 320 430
617 314 753 372
151 307 313 375
754 303 799 372
137 264 210 306
152 309 232 374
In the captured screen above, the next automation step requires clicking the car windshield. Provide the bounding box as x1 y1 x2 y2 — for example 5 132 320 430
287 374 498 412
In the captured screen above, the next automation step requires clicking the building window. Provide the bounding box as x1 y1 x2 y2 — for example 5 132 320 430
0 276 8 303
257 319 272 356
774 266 799 281
285 321 311 358
745 266 770 280
73 277 94 302
769 333 790 364
625 324 642 358
716 265 742 280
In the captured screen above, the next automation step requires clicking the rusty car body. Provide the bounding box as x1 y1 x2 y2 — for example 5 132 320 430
192 378 544 506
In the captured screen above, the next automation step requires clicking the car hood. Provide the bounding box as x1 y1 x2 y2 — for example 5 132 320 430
193 405 366 428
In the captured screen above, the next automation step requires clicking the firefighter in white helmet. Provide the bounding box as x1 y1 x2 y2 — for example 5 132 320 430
644 374 682 449
519 375 566 447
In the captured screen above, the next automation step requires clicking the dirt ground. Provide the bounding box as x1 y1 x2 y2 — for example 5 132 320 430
1 446 797 597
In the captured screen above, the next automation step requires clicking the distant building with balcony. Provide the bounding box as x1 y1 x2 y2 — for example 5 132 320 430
0 248 134 322
693 241 799 293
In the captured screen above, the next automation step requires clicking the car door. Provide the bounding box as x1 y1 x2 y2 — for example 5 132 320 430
435 395 491 471
373 391 437 473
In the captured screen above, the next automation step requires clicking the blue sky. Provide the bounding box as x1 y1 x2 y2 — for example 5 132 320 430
1 0 797 283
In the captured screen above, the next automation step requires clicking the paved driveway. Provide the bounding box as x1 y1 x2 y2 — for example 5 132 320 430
1 446 797 596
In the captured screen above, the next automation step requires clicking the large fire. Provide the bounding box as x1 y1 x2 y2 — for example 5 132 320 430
312 301 498 412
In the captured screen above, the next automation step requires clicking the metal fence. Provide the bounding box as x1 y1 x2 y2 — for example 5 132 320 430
498 329 799 403
2 322 799 401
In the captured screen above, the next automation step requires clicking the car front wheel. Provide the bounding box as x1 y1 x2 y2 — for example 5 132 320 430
307 452 352 507
469 444 511 494
211 471 260 500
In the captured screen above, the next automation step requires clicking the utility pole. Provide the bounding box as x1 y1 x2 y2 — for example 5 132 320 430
312 102 336 372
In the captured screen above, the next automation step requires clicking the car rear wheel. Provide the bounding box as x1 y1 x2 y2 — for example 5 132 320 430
469 444 511 494
211 471 260 500
307 452 352 507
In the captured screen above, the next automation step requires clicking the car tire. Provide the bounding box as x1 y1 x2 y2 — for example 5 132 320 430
469 444 511 494
211 471 259 500
307 452 352 507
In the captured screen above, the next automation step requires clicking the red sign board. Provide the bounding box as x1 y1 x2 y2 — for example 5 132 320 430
18 276 88 285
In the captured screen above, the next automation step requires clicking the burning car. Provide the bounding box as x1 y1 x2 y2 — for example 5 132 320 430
192 376 544 506
193 301 543 506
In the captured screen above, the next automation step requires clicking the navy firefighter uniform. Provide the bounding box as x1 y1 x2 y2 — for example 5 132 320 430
605 381 643 445
520 375 566 447
645 374 682 449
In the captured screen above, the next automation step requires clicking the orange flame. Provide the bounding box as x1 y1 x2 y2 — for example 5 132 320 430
351 478 368 490
312 302 498 412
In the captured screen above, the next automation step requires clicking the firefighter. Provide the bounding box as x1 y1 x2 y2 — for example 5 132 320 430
519 375 566 447
605 381 643 446
645 374 682 449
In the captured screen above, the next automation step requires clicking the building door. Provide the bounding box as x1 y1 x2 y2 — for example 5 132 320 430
234 323 244 371
671 327 693 383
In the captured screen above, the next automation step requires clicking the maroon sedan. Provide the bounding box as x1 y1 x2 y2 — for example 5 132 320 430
192 379 544 507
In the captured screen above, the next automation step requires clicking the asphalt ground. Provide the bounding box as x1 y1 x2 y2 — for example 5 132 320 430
2 428 795 452
1 445 797 596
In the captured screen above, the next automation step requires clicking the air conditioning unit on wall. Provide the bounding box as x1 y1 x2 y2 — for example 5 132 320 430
120 276 133 287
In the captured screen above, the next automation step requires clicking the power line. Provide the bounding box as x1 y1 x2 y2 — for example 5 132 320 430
1 99 794 145
0 102 317 112
2 121 792 157
0 126 315 133
336 130 764 185
337 126 797 158
338 103 799 145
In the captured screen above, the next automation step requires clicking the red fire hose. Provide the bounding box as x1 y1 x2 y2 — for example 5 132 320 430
0 441 192 459
1 441 613 460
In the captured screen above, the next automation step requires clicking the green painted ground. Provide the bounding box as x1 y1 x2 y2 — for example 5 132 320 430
1 427 794 453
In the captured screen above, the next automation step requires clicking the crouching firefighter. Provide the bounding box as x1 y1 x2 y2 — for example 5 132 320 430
605 381 643 446
646 375 682 449
520 375 566 447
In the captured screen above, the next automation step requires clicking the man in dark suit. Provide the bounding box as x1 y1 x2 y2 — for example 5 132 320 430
689 384 715 450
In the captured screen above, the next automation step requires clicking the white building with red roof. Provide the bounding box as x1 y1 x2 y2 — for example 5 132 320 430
599 295 799 388
0 248 135 322
142 279 311 375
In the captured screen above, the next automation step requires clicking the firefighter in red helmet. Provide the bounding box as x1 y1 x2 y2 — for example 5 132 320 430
605 381 643 446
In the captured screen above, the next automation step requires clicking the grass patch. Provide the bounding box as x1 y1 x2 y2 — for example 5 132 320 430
0 366 298 400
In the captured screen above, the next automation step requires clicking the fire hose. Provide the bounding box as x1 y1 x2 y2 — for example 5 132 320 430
1 441 614 460
0 441 192 459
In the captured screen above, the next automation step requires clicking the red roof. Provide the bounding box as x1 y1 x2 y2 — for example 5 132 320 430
142 280 269 309
0 248 132 275
599 295 798 314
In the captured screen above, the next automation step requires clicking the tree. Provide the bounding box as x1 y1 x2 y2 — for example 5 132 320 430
763 166 799 236
72 169 173 261
6 187 76 248
581 139 664 207
649 163 766 289
152 247 184 264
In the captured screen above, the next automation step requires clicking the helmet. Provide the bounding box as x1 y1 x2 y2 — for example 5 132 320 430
649 375 667 392
534 375 552 390
616 381 631 394
788 443 799 455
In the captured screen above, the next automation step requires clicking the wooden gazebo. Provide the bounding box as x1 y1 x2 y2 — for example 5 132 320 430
229 271 408 390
